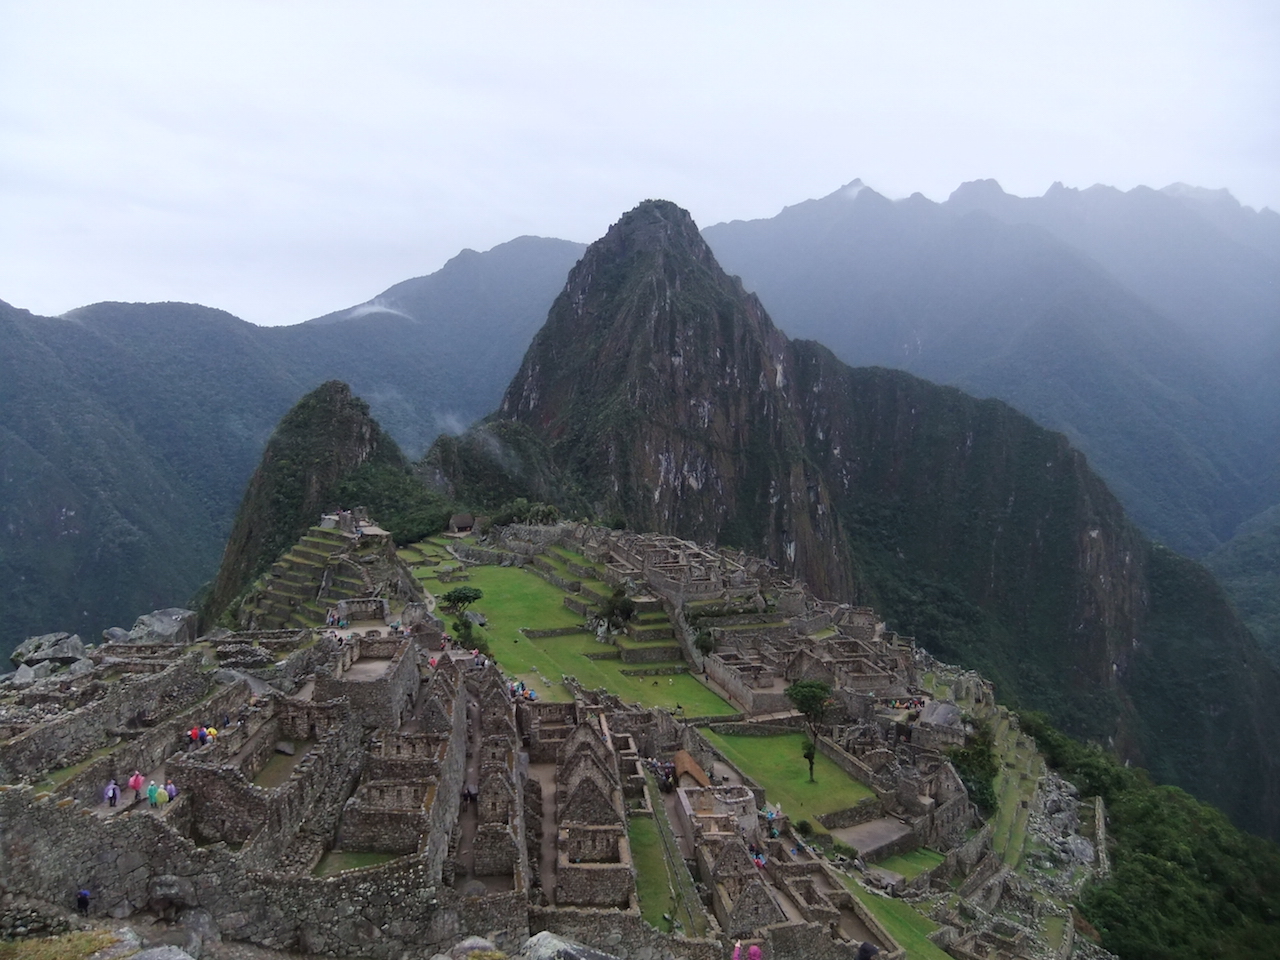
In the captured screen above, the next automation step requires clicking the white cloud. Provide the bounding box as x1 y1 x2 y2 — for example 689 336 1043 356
1 0 1275 324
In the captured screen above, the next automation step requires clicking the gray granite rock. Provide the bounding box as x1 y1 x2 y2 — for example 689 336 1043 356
129 609 197 645
69 658 95 676
102 626 131 643
520 931 624 960
11 631 84 666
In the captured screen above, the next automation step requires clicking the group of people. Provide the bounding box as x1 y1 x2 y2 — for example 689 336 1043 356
104 771 178 809
507 679 538 701
188 715 229 747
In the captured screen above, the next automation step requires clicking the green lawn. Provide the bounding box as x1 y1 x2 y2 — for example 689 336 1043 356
629 815 676 928
312 851 398 875
877 847 945 880
844 876 952 960
416 562 733 715
702 731 874 826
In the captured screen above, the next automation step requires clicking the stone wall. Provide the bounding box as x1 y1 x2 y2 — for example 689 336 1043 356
337 780 435 854
815 797 885 831
0 779 527 959
0 653 213 781
54 679 254 810
314 637 417 731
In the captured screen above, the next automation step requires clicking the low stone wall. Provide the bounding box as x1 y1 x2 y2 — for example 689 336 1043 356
526 559 582 594
619 665 689 677
815 737 883 798
563 596 594 617
816 797 885 831
521 626 590 639
706 722 800 737
452 543 511 565
0 653 213 782
618 643 683 664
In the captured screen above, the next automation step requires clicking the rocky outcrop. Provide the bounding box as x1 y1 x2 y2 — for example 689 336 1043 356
128 609 197 645
10 631 85 666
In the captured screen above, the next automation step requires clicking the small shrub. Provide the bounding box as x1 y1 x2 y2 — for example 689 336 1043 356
794 819 813 837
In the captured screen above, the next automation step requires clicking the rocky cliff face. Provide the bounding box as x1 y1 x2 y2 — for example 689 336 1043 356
205 381 406 622
499 201 856 599
482 200 1280 837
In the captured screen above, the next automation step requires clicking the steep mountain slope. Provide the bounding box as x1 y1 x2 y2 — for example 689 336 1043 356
1205 504 1280 665
0 236 582 658
702 181 1278 559
444 199 1280 837
205 381 407 620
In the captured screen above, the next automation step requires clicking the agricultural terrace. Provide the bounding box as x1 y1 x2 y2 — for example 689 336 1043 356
403 538 736 715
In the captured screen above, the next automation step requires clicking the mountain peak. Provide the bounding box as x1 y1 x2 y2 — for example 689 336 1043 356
947 178 1009 207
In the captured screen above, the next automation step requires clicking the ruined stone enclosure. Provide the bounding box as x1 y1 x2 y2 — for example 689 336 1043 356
0 519 1098 960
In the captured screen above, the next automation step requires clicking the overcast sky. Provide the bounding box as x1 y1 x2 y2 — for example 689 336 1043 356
2 1 1276 326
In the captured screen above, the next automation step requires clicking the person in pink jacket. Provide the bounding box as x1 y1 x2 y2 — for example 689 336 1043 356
731 941 762 960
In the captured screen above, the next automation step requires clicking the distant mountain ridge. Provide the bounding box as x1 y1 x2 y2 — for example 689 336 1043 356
0 236 583 656
432 199 1280 839
702 178 1280 560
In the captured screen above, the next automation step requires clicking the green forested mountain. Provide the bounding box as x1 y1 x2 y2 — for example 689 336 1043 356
204 381 409 620
432 200 1280 839
1205 504 1280 665
0 236 583 658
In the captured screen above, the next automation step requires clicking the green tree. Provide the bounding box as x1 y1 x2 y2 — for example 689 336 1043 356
441 586 483 612
597 587 637 630
786 679 831 782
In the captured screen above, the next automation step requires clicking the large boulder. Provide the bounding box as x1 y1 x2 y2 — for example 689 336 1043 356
128 609 197 645
10 632 85 667
102 626 131 644
519 931 624 960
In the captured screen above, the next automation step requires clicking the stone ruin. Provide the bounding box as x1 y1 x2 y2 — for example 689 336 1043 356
0 519 1110 960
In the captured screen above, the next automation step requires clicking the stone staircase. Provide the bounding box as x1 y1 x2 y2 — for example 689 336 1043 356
240 526 375 630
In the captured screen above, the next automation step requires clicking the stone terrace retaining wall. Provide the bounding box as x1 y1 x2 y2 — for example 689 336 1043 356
0 779 523 958
0 653 213 782
55 679 254 809
816 797 885 831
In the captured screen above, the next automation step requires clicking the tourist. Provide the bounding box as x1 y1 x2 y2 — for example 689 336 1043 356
128 770 145 802
155 786 169 807
165 779 178 801
76 888 91 916
198 727 208 745
147 780 159 807
207 726 218 742
104 779 120 807
856 943 879 960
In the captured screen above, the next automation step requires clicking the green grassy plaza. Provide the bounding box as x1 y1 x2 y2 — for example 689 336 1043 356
407 542 735 715
701 730 875 827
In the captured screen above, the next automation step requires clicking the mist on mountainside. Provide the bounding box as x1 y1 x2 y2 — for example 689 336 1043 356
0 237 583 657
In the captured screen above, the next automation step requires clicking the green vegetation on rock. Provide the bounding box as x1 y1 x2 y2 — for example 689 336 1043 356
1021 712 1280 960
